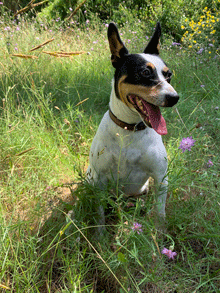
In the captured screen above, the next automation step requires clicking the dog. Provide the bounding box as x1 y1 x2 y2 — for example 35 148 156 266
87 22 179 225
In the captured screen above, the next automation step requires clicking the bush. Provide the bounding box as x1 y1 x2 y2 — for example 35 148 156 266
181 6 220 53
3 0 220 43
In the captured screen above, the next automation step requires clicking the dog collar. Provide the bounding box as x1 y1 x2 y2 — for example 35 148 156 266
109 108 147 132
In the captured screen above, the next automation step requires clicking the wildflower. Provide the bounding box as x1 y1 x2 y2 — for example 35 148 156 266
131 222 143 234
207 160 213 168
86 19 90 24
162 247 177 260
172 42 181 46
69 7 73 11
179 136 196 153
200 84 205 88
0 2 3 4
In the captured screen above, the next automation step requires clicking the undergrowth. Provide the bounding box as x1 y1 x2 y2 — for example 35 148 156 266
0 9 219 293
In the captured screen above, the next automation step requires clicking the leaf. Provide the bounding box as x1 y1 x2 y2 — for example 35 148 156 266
118 252 127 263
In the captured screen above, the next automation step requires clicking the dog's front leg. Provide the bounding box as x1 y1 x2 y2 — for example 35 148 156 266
156 175 168 219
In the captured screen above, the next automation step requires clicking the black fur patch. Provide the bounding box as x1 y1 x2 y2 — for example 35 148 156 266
114 54 161 100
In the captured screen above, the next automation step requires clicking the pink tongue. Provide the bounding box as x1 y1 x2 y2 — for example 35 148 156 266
143 101 167 135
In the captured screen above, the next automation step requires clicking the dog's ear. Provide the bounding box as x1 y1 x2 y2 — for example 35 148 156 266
108 22 129 68
144 22 161 55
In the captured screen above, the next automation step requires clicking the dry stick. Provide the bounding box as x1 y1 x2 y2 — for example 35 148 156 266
15 147 35 157
14 0 36 17
0 284 10 291
68 218 128 293
151 232 162 259
75 98 89 107
14 0 48 17
30 38 55 52
31 0 48 8
42 51 86 57
65 0 87 22
52 51 87 55
12 54 38 59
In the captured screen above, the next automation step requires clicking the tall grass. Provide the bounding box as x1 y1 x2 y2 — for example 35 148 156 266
0 13 219 293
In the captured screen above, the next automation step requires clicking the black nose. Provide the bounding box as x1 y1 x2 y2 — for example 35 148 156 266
164 94 179 107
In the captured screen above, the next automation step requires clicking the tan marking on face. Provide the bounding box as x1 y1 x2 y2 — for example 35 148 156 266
118 75 163 106
157 43 160 53
146 62 155 70
163 66 169 72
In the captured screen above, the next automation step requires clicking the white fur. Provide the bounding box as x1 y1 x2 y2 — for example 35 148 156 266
87 54 170 217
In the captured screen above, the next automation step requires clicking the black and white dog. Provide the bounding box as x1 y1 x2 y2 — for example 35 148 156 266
87 22 179 223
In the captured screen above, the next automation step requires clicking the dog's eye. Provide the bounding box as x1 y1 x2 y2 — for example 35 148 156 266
142 67 152 77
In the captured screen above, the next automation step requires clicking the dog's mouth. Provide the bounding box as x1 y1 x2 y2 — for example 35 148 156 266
127 94 167 135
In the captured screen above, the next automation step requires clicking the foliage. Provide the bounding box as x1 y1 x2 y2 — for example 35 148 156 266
181 6 220 53
37 0 80 21
0 5 220 293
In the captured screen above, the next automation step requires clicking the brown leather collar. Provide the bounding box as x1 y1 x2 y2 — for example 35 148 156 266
109 108 147 132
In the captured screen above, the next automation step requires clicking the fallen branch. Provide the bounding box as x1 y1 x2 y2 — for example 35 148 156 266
14 0 48 17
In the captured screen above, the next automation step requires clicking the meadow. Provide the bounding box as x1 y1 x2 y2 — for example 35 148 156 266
0 8 220 293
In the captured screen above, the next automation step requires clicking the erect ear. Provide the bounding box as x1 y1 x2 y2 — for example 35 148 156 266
144 22 161 55
108 22 129 68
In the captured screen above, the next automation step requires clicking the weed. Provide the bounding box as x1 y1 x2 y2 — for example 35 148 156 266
0 7 219 293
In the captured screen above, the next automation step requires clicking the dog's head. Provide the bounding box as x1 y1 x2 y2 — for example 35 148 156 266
108 22 179 135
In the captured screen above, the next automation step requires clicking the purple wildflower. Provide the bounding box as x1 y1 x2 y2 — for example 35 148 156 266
162 247 177 260
207 160 213 168
131 222 143 234
197 48 204 54
201 84 205 88
172 42 181 46
179 136 196 153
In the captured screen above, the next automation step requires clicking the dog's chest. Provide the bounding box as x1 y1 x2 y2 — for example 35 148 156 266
89 111 166 177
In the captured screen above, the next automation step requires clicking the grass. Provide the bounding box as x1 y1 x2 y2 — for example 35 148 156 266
0 14 220 293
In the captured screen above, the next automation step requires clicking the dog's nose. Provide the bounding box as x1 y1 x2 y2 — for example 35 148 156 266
164 94 179 107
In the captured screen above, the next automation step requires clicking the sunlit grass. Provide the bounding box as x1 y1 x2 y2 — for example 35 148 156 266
0 13 219 292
